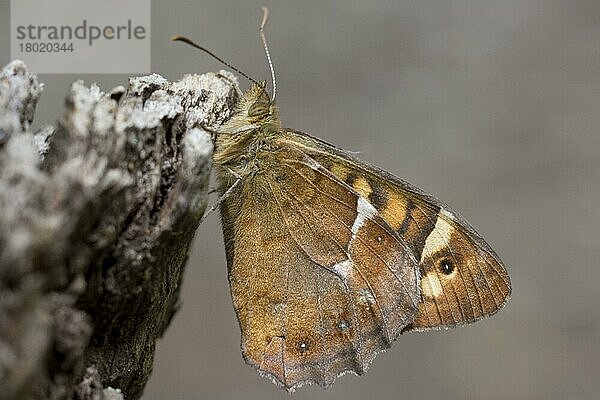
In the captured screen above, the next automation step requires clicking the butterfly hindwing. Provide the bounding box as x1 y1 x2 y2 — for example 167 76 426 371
284 130 512 331
219 146 420 389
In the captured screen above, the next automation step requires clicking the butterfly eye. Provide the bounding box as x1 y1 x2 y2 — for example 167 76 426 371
439 259 455 275
247 102 269 118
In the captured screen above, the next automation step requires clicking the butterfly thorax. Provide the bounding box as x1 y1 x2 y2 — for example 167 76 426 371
213 83 282 181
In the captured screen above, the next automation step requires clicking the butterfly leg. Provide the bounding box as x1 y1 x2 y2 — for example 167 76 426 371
199 123 225 141
199 167 242 224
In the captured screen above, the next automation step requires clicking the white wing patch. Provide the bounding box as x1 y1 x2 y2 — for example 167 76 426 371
351 197 377 237
358 288 376 305
420 211 455 262
421 272 443 298
332 259 353 281
329 197 378 285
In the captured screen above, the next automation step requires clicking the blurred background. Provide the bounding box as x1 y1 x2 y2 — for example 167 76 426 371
1 0 599 399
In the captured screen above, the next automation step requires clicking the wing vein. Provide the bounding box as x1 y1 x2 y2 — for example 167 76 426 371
283 159 419 312
412 202 470 322
266 179 368 371
276 182 394 344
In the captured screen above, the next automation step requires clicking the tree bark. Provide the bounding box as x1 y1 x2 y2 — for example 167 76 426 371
0 60 239 400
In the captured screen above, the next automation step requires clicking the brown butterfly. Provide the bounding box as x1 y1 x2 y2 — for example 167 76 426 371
174 7 510 391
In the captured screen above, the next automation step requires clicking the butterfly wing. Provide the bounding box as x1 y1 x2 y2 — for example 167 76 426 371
283 130 511 331
219 146 420 390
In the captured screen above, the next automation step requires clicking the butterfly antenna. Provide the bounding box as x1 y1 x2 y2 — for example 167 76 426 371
171 35 261 87
259 7 277 101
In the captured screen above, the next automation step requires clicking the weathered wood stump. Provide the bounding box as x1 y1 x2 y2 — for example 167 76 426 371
0 60 238 400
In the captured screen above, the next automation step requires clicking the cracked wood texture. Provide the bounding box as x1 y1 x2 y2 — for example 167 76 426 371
0 60 239 400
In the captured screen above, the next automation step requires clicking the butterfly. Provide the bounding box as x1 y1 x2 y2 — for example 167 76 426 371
174 7 510 392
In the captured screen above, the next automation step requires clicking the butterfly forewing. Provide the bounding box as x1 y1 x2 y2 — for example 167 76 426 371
219 145 420 389
284 130 511 331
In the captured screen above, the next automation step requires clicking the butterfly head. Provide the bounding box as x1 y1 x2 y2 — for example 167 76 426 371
238 81 280 129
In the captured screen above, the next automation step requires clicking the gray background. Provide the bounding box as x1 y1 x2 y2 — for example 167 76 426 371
1 0 599 399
